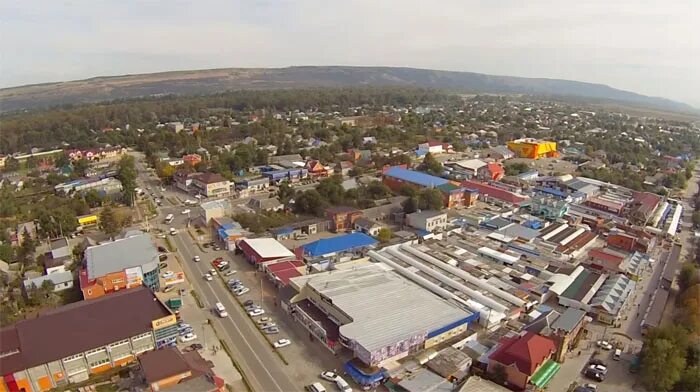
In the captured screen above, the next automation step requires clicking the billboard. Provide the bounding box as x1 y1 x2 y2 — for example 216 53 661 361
125 267 143 288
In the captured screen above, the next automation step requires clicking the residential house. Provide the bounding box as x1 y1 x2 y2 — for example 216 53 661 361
248 197 283 212
306 160 329 178
23 271 74 296
406 210 448 233
478 163 505 181
182 154 202 167
354 218 383 236
337 161 354 176
488 145 515 161
191 173 231 198
327 206 363 232
348 149 371 164
138 347 224 392
526 308 588 362
14 221 37 246
418 141 452 155
487 332 558 390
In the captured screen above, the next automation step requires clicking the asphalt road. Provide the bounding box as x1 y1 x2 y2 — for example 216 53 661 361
132 153 298 392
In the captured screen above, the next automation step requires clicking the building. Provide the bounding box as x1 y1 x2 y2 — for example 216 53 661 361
406 210 448 233
211 217 245 250
426 346 472 383
488 146 516 161
22 271 74 296
287 263 476 368
507 139 558 159
305 160 329 178
382 166 448 192
301 232 378 259
354 218 383 236
418 141 451 155
182 154 201 167
197 199 230 224
191 173 230 198
452 159 487 178
234 177 269 193
487 332 558 390
167 122 184 133
0 287 178 392
48 238 70 260
238 238 295 266
327 206 363 232
586 197 624 215
261 167 308 184
54 177 123 197
458 376 511 392
248 197 283 212
478 163 505 181
65 147 127 162
526 308 588 363
461 180 529 207
80 234 160 300
138 347 223 392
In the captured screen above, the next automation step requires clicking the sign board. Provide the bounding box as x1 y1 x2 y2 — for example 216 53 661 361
164 272 185 285
151 315 177 330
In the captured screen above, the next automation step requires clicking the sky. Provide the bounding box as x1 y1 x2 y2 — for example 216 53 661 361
1 0 698 107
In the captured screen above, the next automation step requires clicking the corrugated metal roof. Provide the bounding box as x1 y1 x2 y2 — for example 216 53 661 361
85 234 159 280
302 232 377 257
384 166 448 187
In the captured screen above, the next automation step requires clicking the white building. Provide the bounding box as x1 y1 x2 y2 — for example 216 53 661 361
406 210 448 233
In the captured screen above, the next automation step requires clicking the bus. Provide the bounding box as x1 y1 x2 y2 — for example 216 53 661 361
165 214 174 224
214 302 228 318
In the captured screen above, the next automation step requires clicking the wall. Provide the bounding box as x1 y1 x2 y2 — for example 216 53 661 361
487 361 528 390
607 234 636 252
150 370 192 391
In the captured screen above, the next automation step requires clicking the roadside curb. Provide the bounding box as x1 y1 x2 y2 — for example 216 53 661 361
210 320 253 392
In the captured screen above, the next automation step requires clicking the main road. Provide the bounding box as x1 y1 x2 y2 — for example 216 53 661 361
131 152 298 392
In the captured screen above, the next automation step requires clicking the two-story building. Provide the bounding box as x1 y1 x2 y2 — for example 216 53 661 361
327 206 363 233
191 173 231 198
406 210 448 233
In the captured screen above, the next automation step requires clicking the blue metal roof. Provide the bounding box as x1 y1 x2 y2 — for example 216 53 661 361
537 187 568 198
383 166 448 187
302 232 377 257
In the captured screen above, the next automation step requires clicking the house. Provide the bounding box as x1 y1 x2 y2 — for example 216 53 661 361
238 238 295 266
306 160 329 178
182 154 202 167
138 347 224 392
337 161 354 176
478 163 505 181
461 180 529 207
348 149 371 164
211 217 245 250
526 308 588 363
327 206 363 232
487 332 558 390
488 145 515 161
48 237 70 260
354 218 383 236
436 183 475 209
167 122 184 132
198 199 231 224
191 173 231 198
406 210 448 233
248 196 283 212
15 221 37 246
418 141 452 155
452 159 487 178
270 154 304 169
23 271 74 296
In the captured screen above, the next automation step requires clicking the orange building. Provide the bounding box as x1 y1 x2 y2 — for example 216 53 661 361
182 154 202 167
0 287 178 392
327 206 363 232
139 347 224 392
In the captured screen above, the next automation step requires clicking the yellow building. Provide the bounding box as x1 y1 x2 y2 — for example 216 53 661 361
507 139 558 159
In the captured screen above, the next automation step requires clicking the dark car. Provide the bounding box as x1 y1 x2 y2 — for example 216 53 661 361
589 358 606 367
584 368 605 382
243 300 255 307
159 253 168 261
219 264 231 272
158 246 167 252
203 243 210 248
159 262 168 269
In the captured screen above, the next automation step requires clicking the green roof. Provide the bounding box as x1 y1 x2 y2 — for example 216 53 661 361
561 269 591 299
437 183 461 193
530 359 561 388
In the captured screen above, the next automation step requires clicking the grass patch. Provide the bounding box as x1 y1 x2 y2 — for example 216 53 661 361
190 290 204 308
164 236 177 252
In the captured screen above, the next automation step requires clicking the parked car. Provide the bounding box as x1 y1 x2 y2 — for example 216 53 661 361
163 285 176 293
273 339 291 348
158 262 168 269
159 253 168 261
264 327 279 334
243 300 255 307
193 255 201 262
320 371 339 382
203 273 213 281
257 317 272 324
589 358 606 367
157 246 167 252
189 343 203 351
179 328 193 336
305 383 326 392
335 377 352 392
597 340 613 350
179 333 197 343
161 271 175 279
225 270 237 276
209 269 217 276
584 368 605 381
218 264 231 272
212 245 221 251
260 322 277 330
178 323 191 330
181 209 191 215
235 287 250 296
248 309 265 317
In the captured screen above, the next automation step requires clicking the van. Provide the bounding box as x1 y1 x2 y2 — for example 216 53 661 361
335 377 352 392
305 383 326 392
613 349 622 361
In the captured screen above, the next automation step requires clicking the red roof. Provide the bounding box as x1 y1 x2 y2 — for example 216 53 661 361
489 332 556 375
461 180 528 205
265 260 304 286
588 248 624 264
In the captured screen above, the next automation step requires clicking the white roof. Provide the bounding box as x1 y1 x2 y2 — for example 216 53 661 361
242 238 294 259
455 159 487 171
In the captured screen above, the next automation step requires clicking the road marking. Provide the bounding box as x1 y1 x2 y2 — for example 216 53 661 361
173 233 288 392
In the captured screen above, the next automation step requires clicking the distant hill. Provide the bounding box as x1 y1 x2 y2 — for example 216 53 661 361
0 66 696 114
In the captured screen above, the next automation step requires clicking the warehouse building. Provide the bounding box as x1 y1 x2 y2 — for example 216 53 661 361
79 233 160 300
287 263 476 372
237 238 295 266
0 287 178 392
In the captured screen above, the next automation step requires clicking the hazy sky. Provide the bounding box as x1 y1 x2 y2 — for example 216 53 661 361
1 0 698 107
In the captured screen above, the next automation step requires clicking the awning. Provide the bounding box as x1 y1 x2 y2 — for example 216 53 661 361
530 359 561 388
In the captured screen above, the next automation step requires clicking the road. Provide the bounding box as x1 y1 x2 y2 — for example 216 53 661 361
132 152 298 392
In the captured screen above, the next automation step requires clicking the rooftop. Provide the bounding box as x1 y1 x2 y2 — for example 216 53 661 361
291 263 472 353
489 331 556 375
302 232 378 257
384 166 449 188
550 307 586 333
0 287 171 374
85 234 159 280
23 271 73 289
240 238 294 259
407 210 446 221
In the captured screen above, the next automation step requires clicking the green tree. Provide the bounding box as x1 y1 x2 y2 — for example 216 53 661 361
99 205 121 238
277 181 295 204
421 152 443 176
418 188 444 211
117 155 137 206
84 189 105 208
505 162 530 176
402 197 419 214
3 157 19 172
0 243 13 262
641 333 687 391
72 159 89 177
679 263 699 293
293 190 329 216
676 365 700 392
377 228 392 243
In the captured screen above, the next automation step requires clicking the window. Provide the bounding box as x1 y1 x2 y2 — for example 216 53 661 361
85 347 106 356
109 339 129 347
132 332 152 341
89 358 110 368
63 354 83 363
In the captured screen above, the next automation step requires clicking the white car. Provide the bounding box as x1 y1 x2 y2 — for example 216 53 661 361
235 287 250 296
320 371 338 382
203 273 213 281
209 269 218 276
193 256 201 262
273 339 291 348
181 209 191 215
161 271 175 279
597 340 613 350
157 233 166 239
224 270 237 276
257 317 272 324
248 308 265 317
179 333 197 342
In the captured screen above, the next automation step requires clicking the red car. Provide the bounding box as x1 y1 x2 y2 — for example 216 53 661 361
212 257 224 267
